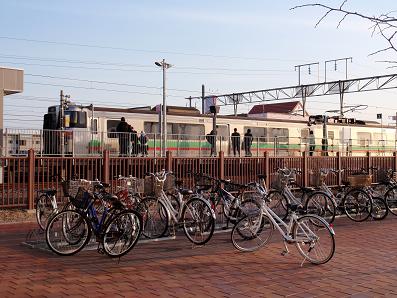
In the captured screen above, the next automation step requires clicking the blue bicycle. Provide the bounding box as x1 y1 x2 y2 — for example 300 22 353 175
46 180 142 258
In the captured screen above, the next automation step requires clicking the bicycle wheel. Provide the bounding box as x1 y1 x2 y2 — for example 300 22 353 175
182 197 215 245
293 215 335 265
267 190 289 220
231 212 273 252
371 196 388 220
343 188 372 222
36 194 56 230
138 197 169 239
102 210 142 258
46 210 91 256
384 186 397 216
305 191 336 224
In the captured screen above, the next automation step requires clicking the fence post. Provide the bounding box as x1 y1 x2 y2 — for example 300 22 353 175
219 151 224 180
264 151 270 188
166 151 173 172
27 149 35 210
394 151 397 171
303 151 308 187
103 149 110 183
337 151 342 186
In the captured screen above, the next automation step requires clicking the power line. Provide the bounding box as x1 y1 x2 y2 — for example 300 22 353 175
25 73 200 93
0 53 292 72
0 36 310 62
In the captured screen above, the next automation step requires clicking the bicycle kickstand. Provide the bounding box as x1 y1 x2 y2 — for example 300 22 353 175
281 240 289 256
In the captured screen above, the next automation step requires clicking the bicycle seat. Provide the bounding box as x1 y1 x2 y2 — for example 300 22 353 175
180 188 193 195
287 203 302 212
302 187 315 193
43 189 57 196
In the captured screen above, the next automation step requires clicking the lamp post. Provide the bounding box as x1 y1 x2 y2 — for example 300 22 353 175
155 59 172 157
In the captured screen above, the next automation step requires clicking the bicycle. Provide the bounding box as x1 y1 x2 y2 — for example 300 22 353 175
191 172 261 228
46 179 142 257
231 185 335 265
138 170 216 245
267 168 336 224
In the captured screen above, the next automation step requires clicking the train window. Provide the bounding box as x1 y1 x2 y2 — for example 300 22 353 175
243 127 267 141
328 131 335 139
171 123 204 140
268 128 289 143
64 111 87 128
107 120 120 138
92 119 98 134
216 125 229 141
357 132 371 146
301 129 309 143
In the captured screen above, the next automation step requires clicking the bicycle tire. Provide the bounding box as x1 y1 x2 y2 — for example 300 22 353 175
293 214 335 265
138 197 169 239
102 210 142 258
371 196 388 220
46 210 91 256
384 186 397 216
36 194 56 230
182 196 215 245
343 188 372 222
305 191 336 224
267 190 289 220
231 212 273 252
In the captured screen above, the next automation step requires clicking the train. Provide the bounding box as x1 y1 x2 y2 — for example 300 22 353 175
42 102 397 157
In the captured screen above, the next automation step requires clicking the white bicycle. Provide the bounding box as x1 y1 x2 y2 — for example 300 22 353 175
231 179 335 265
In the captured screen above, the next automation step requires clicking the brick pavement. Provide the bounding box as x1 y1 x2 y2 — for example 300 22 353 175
1 218 397 297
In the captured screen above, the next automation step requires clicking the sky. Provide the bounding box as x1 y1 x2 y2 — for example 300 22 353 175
1 0 397 129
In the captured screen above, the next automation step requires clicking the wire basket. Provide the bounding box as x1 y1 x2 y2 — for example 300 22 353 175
144 175 175 196
62 179 94 198
347 175 372 187
309 171 327 187
271 174 288 191
71 188 94 210
117 177 144 194
193 174 214 191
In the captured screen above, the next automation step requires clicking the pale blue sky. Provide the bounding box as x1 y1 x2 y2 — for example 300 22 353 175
1 0 397 128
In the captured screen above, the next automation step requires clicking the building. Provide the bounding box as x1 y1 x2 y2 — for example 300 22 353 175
248 101 309 120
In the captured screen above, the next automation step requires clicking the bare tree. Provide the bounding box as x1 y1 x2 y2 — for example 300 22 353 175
291 1 397 63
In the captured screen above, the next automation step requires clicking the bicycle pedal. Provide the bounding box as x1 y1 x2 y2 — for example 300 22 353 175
281 250 289 256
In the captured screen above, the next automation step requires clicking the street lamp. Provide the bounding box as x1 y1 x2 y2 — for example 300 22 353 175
155 59 173 156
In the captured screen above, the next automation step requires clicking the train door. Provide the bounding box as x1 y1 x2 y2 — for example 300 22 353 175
216 124 230 154
341 127 352 156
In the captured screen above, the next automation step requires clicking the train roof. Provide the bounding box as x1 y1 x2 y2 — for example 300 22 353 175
61 104 392 129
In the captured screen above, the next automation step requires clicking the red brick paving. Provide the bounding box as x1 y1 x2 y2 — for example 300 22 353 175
1 218 397 297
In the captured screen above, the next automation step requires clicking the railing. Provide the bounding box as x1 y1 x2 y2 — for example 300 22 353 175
1 149 397 209
1 128 397 157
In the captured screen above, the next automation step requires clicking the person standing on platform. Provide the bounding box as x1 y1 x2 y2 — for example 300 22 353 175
116 117 129 156
139 131 149 157
130 126 138 156
244 129 253 157
206 130 216 157
231 128 241 157
309 130 315 156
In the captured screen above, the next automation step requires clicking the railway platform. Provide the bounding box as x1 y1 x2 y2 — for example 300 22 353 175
1 217 397 297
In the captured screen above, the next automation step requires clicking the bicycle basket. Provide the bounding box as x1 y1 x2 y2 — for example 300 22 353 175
164 175 175 192
347 174 372 187
194 174 213 191
378 169 391 183
309 171 326 187
271 174 288 191
70 187 94 209
118 177 142 194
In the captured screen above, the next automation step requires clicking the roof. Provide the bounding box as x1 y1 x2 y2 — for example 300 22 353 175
248 101 301 115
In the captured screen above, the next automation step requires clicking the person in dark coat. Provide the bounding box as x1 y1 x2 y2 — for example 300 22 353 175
206 130 216 157
139 131 148 157
231 128 241 157
129 126 138 156
243 129 253 157
116 117 129 156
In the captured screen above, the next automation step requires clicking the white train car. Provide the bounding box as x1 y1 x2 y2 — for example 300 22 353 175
42 104 397 156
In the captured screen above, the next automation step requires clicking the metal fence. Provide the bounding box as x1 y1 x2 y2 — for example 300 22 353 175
1 149 396 209
2 128 397 157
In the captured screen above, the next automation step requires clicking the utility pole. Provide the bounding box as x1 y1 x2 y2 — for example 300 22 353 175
59 90 70 156
155 59 173 157
201 84 205 114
